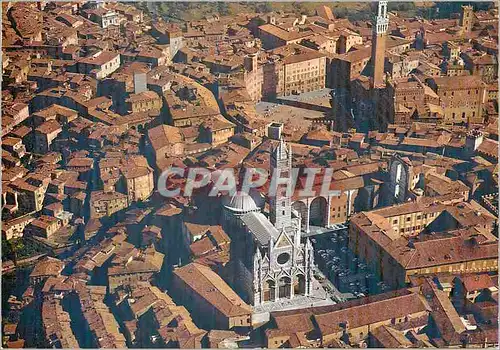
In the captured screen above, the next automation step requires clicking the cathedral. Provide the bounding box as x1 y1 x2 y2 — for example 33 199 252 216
222 139 315 306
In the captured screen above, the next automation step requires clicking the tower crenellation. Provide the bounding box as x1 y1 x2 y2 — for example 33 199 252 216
465 128 484 155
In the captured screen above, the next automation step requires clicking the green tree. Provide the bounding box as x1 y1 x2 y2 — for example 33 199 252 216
256 2 273 14
2 238 24 264
216 2 230 16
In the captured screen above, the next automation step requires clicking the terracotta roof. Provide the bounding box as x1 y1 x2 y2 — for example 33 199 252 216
173 263 251 318
283 49 326 65
458 274 494 293
30 256 64 278
314 291 428 336
370 325 413 348
36 120 62 134
78 51 119 66
259 24 313 42
315 5 335 21
424 280 466 345
148 124 184 151
126 90 161 103
200 114 236 131
432 75 486 90
477 138 498 159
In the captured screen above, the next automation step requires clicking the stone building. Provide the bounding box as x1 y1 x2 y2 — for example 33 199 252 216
258 23 312 50
27 215 63 238
85 7 119 28
265 289 429 347
349 199 498 289
291 182 357 233
172 263 252 330
223 139 317 307
10 175 50 213
29 256 65 285
33 120 62 154
280 48 326 96
2 137 26 159
427 75 486 125
77 51 121 79
199 115 236 146
329 47 371 90
240 45 328 100
388 154 421 204
90 190 128 219
108 245 164 292
125 90 162 114
462 52 498 84
341 2 391 132
120 164 154 203
385 77 443 124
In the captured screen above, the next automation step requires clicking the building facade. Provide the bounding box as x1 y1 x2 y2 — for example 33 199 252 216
428 76 486 125
223 139 315 306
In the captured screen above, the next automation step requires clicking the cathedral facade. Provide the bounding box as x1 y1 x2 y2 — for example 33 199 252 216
222 139 315 306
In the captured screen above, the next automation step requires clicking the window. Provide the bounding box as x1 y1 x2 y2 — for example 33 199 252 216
277 252 290 265
406 217 411 222
393 219 398 224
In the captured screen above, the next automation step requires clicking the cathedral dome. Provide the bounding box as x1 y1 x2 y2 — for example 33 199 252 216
223 190 264 213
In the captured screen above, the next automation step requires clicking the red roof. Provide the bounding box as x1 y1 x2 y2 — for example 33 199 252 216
460 274 494 293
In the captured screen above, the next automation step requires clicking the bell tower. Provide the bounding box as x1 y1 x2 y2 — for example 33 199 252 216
370 1 389 89
269 138 293 230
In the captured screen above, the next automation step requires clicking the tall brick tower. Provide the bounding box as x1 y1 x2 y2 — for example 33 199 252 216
370 1 389 89
460 5 474 33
